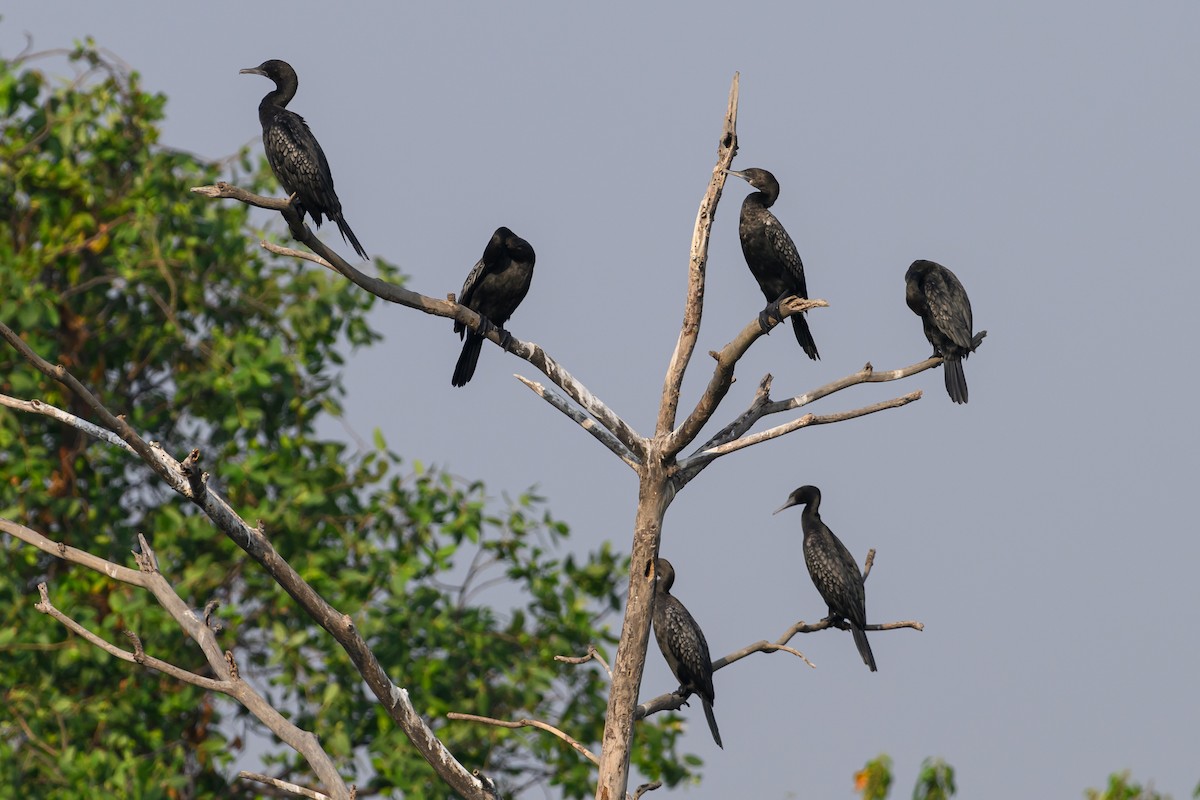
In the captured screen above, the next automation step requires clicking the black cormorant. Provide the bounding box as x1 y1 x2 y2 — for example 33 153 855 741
652 558 722 748
452 227 536 387
775 485 876 672
240 59 368 260
726 167 819 360
904 259 986 404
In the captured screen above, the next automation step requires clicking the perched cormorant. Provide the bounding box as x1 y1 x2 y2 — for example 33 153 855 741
904 259 986 404
240 59 368 260
775 485 876 672
652 558 722 748
726 167 819 360
452 227 536 387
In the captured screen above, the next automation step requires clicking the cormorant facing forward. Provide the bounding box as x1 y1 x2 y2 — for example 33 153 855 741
652 558 722 748
240 59 368 260
904 259 986 404
452 227 536 387
726 167 819 360
775 485 876 672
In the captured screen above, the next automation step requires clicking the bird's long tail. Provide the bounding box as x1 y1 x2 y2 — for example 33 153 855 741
789 314 820 361
333 213 368 261
943 356 968 404
452 332 484 387
852 625 877 672
702 697 723 749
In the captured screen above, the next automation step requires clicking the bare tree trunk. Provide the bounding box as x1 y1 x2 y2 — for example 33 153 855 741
595 459 671 800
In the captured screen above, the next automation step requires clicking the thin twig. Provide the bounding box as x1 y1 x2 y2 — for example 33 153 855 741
691 390 922 461
555 645 613 681
447 713 599 766
260 240 335 272
515 375 641 470
238 772 331 800
635 613 922 721
0 394 137 454
676 356 941 488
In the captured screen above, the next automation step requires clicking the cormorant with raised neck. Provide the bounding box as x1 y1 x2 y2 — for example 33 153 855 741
652 558 722 748
905 259 986 404
726 167 819 359
775 485 876 672
240 59 368 260
452 227 536 387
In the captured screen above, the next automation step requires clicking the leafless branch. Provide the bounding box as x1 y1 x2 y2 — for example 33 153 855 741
666 296 827 458
635 612 922 721
12 524 350 798
238 771 331 800
690 390 922 462
191 183 643 462
0 394 137 454
656 72 740 438
0 335 494 800
673 355 942 488
555 644 614 681
260 240 335 272
515 375 642 469
633 781 663 799
447 712 599 767
862 548 876 582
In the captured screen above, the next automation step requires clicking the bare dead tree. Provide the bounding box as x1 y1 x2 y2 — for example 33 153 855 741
0 73 946 798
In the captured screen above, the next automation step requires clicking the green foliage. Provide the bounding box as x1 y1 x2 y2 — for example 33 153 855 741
912 758 955 800
856 754 894 800
1085 771 1172 800
0 40 689 798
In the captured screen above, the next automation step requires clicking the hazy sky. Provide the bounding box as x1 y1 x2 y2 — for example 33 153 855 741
5 3 1199 798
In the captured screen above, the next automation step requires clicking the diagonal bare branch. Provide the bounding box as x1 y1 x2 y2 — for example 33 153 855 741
674 356 942 488
238 772 331 800
515 375 641 470
656 72 740 438
689 390 922 462
0 394 137 454
665 296 827 458
447 712 600 767
15 526 350 799
634 612 923 721
191 183 643 462
0 333 496 800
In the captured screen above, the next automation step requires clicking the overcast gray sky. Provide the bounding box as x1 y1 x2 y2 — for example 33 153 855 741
5 3 1199 798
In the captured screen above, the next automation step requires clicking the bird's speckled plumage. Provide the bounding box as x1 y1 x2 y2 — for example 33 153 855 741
776 485 876 672
727 167 819 360
241 59 367 260
905 259 986 404
652 558 722 748
452 227 536 387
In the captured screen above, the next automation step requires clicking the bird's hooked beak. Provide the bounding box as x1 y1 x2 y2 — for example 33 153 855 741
239 67 265 76
773 498 798 516
724 168 745 180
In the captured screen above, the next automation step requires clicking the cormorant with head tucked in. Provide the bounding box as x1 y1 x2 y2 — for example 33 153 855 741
652 558 722 748
240 59 368 260
905 259 986 404
775 485 876 672
452 227 536 387
726 167 818 360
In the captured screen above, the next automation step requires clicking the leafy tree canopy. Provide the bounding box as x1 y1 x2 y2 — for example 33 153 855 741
0 39 688 799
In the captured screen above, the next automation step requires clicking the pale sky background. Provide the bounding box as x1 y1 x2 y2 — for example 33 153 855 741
4 3 1199 798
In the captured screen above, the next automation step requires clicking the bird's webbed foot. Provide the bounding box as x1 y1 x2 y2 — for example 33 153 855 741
673 686 693 707
476 316 498 338
823 614 850 631
496 327 514 350
759 294 789 332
